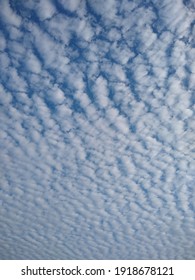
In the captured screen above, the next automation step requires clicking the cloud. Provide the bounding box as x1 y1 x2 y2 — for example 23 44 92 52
0 0 194 260
59 0 82 12
88 0 118 19
0 0 21 27
36 0 56 21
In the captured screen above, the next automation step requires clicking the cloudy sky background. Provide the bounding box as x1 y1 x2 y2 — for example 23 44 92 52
0 0 195 259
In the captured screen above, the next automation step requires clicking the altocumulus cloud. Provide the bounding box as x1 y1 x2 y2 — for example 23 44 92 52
0 0 195 260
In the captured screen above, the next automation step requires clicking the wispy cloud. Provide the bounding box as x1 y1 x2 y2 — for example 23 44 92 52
0 0 194 259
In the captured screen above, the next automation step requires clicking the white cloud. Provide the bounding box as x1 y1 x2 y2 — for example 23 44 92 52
0 0 21 27
48 86 65 105
93 76 109 108
89 0 118 19
59 0 82 12
156 0 192 36
25 52 42 74
0 32 6 51
0 0 194 260
36 0 56 20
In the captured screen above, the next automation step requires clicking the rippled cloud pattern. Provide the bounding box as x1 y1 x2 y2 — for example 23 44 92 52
0 0 195 259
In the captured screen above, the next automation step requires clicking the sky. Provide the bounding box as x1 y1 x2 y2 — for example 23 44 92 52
0 0 195 260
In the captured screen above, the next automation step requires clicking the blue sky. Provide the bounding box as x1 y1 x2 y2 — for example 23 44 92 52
0 0 195 260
